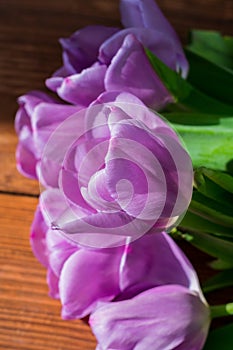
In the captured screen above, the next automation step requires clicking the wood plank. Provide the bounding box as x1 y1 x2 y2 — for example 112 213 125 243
156 0 233 42
0 104 39 195
0 193 96 349
0 1 120 98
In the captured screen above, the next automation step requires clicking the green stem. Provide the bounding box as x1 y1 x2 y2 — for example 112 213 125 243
210 303 233 319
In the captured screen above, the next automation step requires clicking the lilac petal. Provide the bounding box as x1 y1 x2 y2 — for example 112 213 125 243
15 105 31 135
39 189 83 229
30 206 49 267
95 346 102 350
52 65 107 105
106 119 192 229
40 189 98 248
52 65 70 78
94 91 179 141
153 133 193 222
90 285 210 350
37 108 86 188
60 163 96 212
105 34 173 109
16 143 37 179
57 26 120 75
32 103 83 158
42 188 134 248
120 0 180 42
59 247 123 319
45 77 64 92
94 91 146 107
37 157 61 188
106 120 172 221
15 91 58 179
60 136 109 209
120 0 189 77
46 229 77 277
119 232 202 299
99 28 177 71
15 91 56 141
32 103 82 129
16 91 55 121
83 168 119 212
64 209 130 230
106 157 151 218
47 268 59 299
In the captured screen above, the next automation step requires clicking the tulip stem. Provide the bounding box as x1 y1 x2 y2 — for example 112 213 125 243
210 302 233 319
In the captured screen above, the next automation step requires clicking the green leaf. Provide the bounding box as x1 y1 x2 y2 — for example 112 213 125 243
187 30 233 70
189 198 233 228
200 168 233 194
163 112 220 125
192 189 233 219
194 169 233 206
203 323 233 350
146 48 233 115
185 49 233 106
178 230 233 268
203 269 233 293
210 259 233 270
188 169 233 234
180 210 233 237
173 118 233 171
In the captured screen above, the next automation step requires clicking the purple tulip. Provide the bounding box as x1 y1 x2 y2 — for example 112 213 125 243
90 285 210 350
119 0 189 77
30 202 125 318
15 91 83 180
31 196 207 329
39 92 193 248
46 0 188 109
51 26 120 77
104 34 173 109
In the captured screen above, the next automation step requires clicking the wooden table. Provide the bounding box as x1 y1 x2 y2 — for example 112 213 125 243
0 1 232 349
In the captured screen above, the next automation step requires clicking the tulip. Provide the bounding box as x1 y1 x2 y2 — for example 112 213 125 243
39 92 193 248
46 0 188 109
15 91 82 180
90 285 210 350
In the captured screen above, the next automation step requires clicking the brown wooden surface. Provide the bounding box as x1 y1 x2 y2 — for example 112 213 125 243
0 1 232 349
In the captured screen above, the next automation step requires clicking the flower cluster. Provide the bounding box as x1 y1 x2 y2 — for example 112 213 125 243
31 204 210 349
15 0 212 349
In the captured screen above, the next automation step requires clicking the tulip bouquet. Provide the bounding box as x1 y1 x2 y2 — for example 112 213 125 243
15 0 233 349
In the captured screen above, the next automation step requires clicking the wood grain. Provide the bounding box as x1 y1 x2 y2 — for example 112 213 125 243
0 107 39 195
0 194 96 349
0 0 233 349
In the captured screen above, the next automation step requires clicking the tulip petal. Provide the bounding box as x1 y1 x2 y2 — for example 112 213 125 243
47 268 59 299
90 285 210 350
99 28 178 71
105 118 192 230
30 206 49 267
32 103 82 159
119 232 202 299
120 0 189 77
48 65 107 105
16 143 38 179
55 26 119 76
46 229 77 277
94 91 179 141
105 34 173 109
59 247 123 319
